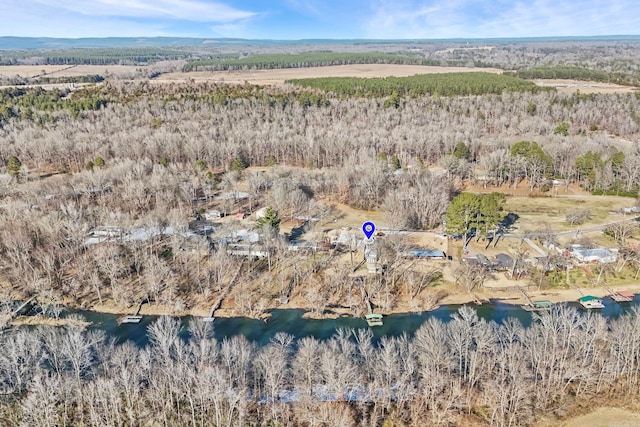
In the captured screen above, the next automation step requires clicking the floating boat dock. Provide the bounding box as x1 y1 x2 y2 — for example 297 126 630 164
516 286 553 312
120 315 143 324
595 282 634 302
360 282 383 327
120 299 146 324
365 313 383 327
579 295 605 309
522 300 553 312
610 290 634 302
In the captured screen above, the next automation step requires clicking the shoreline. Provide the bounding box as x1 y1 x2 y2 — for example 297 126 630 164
7 280 640 327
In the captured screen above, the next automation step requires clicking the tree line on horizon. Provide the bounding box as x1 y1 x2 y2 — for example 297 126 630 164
182 52 440 72
0 47 193 66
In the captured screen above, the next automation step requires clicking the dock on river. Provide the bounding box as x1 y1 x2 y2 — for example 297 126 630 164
121 299 147 324
360 285 383 327
515 286 553 311
594 282 634 302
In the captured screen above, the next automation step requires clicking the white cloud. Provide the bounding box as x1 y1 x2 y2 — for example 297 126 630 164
482 0 640 37
210 21 253 38
2 0 639 39
1 13 175 38
31 0 256 22
364 0 476 39
284 0 323 17
363 0 640 39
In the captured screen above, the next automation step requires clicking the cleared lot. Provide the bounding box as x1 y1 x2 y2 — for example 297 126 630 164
0 64 140 79
154 64 505 85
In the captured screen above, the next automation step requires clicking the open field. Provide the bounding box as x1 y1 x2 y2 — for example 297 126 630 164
534 78 637 94
465 181 636 230
502 194 635 233
154 64 505 85
547 407 640 427
0 65 70 78
0 64 140 79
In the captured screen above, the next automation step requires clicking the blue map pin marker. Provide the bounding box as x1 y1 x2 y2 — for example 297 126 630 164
362 221 376 239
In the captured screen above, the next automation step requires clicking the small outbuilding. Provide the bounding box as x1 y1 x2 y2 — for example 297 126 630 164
403 249 447 260
203 209 222 220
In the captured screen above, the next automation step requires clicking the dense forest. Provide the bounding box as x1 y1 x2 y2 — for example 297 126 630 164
2 306 640 426
182 52 439 72
286 73 548 98
512 66 611 82
511 66 640 87
0 47 194 66
1 81 638 195
0 86 108 122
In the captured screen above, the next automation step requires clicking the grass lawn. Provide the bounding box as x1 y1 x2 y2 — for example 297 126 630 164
503 195 634 234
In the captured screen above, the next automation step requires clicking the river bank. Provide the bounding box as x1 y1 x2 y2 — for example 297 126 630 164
77 284 640 320
7 276 640 329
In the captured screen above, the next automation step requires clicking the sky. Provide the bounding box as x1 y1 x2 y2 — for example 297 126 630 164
2 0 639 40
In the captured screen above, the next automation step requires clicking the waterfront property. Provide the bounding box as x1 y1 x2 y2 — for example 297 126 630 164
571 247 617 263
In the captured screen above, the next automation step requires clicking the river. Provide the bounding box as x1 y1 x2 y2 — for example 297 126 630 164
60 295 640 347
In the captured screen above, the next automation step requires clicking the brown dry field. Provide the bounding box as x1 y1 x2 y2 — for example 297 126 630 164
534 78 637 94
153 64 505 85
0 64 140 78
538 407 640 427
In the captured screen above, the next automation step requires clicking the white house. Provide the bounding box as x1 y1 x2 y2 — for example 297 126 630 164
571 248 617 263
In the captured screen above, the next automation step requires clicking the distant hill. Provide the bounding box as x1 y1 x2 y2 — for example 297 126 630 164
0 37 254 50
1 35 640 50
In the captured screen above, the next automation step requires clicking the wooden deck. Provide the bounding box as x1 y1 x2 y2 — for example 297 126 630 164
594 282 634 303
610 291 634 302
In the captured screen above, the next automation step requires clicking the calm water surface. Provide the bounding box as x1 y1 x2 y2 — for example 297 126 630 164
65 294 640 347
